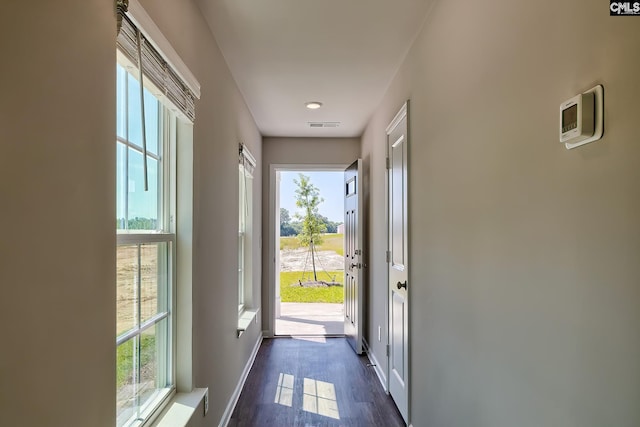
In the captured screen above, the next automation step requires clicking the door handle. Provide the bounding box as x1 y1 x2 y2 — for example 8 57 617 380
396 281 407 290
350 263 358 269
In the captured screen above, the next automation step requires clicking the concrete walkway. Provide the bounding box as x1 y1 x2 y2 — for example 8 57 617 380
275 302 344 336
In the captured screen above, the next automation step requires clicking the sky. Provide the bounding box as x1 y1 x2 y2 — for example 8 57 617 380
117 64 161 224
280 171 344 223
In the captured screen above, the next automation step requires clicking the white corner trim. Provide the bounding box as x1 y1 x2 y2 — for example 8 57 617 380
386 100 408 134
219 333 263 427
362 338 388 392
127 0 201 99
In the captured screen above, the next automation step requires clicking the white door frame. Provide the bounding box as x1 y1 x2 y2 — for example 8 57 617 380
266 163 349 337
386 101 410 424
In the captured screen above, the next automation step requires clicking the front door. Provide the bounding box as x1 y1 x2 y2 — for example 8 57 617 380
344 159 363 354
387 102 409 423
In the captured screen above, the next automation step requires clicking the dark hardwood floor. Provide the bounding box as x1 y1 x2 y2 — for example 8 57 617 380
229 337 405 427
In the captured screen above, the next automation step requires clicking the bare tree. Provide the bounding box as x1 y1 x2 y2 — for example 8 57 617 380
294 174 327 281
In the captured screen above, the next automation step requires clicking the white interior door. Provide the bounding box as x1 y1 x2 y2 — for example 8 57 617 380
344 159 364 354
387 103 409 423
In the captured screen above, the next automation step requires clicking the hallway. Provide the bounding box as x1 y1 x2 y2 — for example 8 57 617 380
229 338 404 427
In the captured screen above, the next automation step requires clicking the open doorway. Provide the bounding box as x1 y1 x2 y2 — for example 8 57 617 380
274 168 345 336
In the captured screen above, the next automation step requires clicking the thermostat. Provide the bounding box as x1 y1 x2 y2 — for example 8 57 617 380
559 85 604 149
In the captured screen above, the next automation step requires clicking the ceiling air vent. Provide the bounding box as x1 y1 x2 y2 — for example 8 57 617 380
308 122 340 128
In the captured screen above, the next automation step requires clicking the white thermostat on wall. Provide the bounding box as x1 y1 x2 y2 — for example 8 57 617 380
559 84 604 149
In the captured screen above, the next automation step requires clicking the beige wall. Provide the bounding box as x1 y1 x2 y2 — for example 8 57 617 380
0 1 262 426
138 0 263 423
0 2 116 426
262 137 361 166
362 0 640 426
260 137 360 330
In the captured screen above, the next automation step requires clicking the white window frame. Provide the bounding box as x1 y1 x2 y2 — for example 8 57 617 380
238 162 253 314
116 56 178 427
238 144 256 318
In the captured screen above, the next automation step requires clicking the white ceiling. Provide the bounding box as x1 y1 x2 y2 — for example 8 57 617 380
195 0 433 137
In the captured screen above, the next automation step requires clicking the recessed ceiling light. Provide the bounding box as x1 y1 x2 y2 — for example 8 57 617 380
305 101 323 110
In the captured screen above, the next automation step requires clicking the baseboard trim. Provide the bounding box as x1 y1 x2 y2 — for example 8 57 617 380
362 338 387 392
219 332 263 427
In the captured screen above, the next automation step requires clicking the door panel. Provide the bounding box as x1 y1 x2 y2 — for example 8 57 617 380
391 292 406 380
388 102 409 423
391 134 406 268
344 159 363 354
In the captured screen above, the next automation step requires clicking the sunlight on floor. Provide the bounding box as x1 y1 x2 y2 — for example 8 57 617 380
274 373 341 420
303 378 340 420
274 373 294 407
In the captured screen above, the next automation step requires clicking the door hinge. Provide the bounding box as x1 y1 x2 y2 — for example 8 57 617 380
386 344 390 357
386 250 391 263
386 157 390 170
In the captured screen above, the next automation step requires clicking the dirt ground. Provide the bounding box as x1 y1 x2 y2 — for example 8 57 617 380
116 245 344 334
280 248 344 272
117 244 162 336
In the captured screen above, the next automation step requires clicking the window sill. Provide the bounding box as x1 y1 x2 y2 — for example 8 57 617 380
119 388 174 427
237 308 260 338
150 388 207 427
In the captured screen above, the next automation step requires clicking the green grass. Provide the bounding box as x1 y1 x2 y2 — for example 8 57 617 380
117 334 156 387
280 270 344 303
280 233 344 256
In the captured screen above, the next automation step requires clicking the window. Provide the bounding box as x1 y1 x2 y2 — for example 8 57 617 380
116 60 176 426
238 145 255 313
116 3 199 424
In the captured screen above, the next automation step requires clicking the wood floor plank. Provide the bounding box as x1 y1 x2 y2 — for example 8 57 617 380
230 337 405 427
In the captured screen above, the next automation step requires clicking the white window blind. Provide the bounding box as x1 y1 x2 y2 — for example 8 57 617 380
117 13 196 122
239 143 256 176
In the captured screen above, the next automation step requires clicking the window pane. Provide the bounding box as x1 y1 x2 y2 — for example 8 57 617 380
116 338 135 426
140 320 172 414
117 245 138 336
239 168 244 231
238 233 244 305
116 321 169 427
127 149 159 230
127 73 160 156
138 324 158 405
141 243 169 322
148 158 160 228
127 73 142 147
116 143 127 230
117 64 127 139
144 89 160 156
